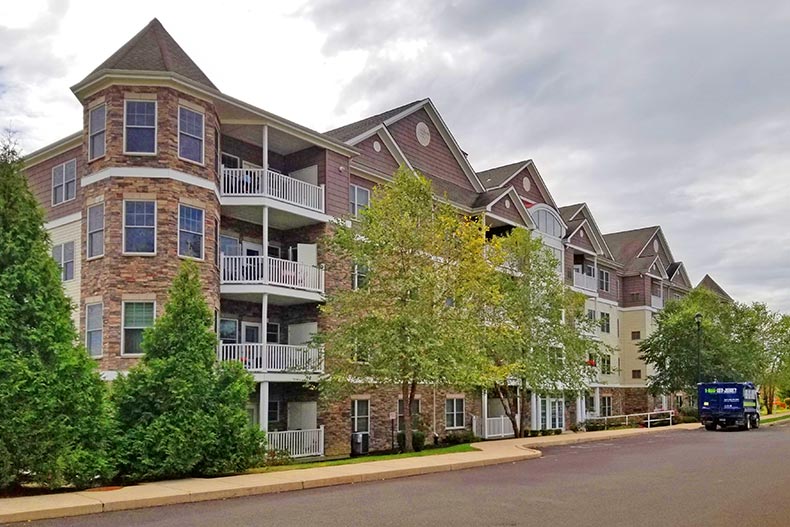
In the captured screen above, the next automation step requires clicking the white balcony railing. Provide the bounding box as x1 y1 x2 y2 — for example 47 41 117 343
221 255 325 293
573 270 598 291
651 295 664 309
268 427 324 458
221 168 325 212
485 414 517 439
218 343 324 373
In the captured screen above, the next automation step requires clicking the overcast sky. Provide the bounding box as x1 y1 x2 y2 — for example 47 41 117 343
3 1 789 311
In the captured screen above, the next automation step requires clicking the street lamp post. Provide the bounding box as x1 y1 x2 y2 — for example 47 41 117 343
694 312 703 385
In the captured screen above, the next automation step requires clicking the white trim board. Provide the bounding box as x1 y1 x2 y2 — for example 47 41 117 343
82 166 220 200
45 212 82 230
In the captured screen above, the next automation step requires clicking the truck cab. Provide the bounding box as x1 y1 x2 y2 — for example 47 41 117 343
698 382 760 431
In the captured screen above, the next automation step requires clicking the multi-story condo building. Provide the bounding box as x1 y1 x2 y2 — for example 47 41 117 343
24 19 718 456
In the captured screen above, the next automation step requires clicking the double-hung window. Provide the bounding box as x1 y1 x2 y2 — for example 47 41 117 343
600 354 612 375
352 264 368 290
598 269 610 292
351 399 370 434
601 396 613 417
266 323 280 344
86 303 103 357
88 104 106 160
122 301 155 355
445 398 465 430
52 159 76 205
52 241 75 281
599 312 611 333
178 106 204 164
178 204 204 259
219 318 238 345
87 203 104 258
124 100 156 154
349 184 370 218
397 399 421 433
124 200 156 254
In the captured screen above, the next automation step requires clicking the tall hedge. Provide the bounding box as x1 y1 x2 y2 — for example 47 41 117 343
0 140 114 489
112 261 265 481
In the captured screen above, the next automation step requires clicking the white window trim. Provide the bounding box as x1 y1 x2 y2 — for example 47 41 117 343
351 399 370 434
350 184 370 219
219 317 239 344
123 200 157 256
177 203 205 261
123 99 158 156
85 302 103 358
88 104 106 162
600 354 612 375
86 203 105 260
51 159 77 206
220 151 240 169
352 264 368 290
121 300 156 357
219 234 241 257
241 321 262 343
397 398 422 433
266 322 280 344
268 400 280 422
177 105 205 166
53 241 75 282
445 397 465 430
599 269 611 292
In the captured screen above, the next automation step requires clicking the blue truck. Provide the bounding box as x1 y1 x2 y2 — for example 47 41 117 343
698 382 760 431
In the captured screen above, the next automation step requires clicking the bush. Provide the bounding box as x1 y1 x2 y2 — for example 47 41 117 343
113 263 266 482
264 448 293 467
539 429 552 436
678 406 699 419
583 420 605 432
784 398 790 408
528 430 541 437
442 430 477 445
397 430 426 452
553 429 563 435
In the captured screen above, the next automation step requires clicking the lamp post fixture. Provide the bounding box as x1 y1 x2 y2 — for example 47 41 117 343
694 312 703 385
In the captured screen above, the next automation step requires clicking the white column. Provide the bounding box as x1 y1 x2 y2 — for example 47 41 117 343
262 206 269 284
481 389 488 439
260 381 269 432
531 392 538 429
546 396 552 429
594 387 601 416
577 396 585 424
516 386 522 427
261 293 268 370
262 125 269 196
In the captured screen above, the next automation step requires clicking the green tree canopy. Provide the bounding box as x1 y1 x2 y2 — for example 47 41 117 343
113 261 265 481
318 167 491 451
0 139 114 489
479 228 600 436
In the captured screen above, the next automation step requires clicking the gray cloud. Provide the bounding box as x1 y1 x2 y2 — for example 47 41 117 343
301 0 790 311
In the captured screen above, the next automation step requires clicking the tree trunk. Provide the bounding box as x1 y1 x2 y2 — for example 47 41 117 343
401 380 417 452
519 379 529 437
494 384 521 437
764 385 775 415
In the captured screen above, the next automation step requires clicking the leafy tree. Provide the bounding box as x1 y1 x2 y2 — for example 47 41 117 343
0 138 114 489
640 288 767 396
478 228 600 436
317 167 490 452
754 312 790 414
113 261 265 481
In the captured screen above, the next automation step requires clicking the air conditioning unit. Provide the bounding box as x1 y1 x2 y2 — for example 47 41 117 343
350 432 369 456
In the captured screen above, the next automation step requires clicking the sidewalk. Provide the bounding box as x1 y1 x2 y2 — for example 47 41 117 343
0 423 700 524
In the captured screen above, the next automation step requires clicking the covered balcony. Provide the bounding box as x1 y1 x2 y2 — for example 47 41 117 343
217 342 324 373
573 267 597 291
221 167 324 212
221 255 324 293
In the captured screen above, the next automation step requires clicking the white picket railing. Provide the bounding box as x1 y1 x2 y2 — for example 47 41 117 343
221 168 325 212
573 271 598 291
217 343 324 373
268 426 324 458
651 295 664 309
220 255 324 293
586 410 674 429
485 414 516 439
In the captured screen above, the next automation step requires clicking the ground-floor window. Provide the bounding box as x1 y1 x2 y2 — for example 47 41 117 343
540 396 565 429
601 396 613 417
351 399 370 433
397 398 421 432
445 398 465 429
122 301 155 355
268 401 280 422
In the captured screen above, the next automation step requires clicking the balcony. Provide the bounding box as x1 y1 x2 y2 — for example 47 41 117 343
217 343 324 373
268 427 324 458
651 295 664 309
221 168 325 213
221 255 324 293
573 270 598 292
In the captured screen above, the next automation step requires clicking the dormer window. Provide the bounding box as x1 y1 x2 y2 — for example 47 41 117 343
178 106 204 164
124 100 157 154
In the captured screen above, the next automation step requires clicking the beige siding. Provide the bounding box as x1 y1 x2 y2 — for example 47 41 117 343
49 218 82 329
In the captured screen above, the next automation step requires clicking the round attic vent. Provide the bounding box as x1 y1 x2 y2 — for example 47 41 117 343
522 177 531 192
416 121 431 146
653 239 659 252
504 199 511 209
373 140 381 152
580 230 585 238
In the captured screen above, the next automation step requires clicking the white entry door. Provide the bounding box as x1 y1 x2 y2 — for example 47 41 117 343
242 322 261 343
288 322 317 346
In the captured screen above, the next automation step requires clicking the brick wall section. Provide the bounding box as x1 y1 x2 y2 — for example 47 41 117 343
353 134 400 176
83 86 219 185
387 108 475 192
622 275 650 307
80 178 220 372
25 146 84 222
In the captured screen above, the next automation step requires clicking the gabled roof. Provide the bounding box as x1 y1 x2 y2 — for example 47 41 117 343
78 18 217 90
477 160 529 190
559 202 615 260
697 274 733 301
558 203 585 223
325 100 425 142
604 226 660 265
666 262 682 279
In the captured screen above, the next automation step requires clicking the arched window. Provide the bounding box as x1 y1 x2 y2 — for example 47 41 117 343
530 205 565 239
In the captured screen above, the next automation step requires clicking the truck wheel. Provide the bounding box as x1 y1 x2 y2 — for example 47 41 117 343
745 415 751 430
704 423 717 431
752 415 760 429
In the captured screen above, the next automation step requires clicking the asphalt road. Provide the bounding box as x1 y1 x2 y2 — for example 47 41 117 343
14 422 790 527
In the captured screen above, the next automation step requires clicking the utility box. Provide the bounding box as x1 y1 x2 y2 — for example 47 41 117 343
698 382 760 431
350 432 369 456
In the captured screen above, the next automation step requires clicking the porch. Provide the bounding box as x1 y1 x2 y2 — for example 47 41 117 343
252 382 325 458
218 342 323 373
221 255 324 293
221 167 324 212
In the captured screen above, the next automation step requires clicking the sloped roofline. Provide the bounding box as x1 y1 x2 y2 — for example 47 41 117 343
569 203 615 260
483 187 537 229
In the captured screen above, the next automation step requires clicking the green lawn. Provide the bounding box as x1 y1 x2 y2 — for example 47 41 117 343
248 443 479 473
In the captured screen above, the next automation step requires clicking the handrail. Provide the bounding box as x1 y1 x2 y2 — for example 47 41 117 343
586 409 674 429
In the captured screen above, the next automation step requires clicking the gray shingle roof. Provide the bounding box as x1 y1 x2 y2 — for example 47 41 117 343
558 203 584 223
325 100 426 142
476 160 527 190
697 274 733 301
81 18 217 90
603 226 660 273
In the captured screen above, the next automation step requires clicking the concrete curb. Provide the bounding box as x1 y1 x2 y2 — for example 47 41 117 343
0 424 698 524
